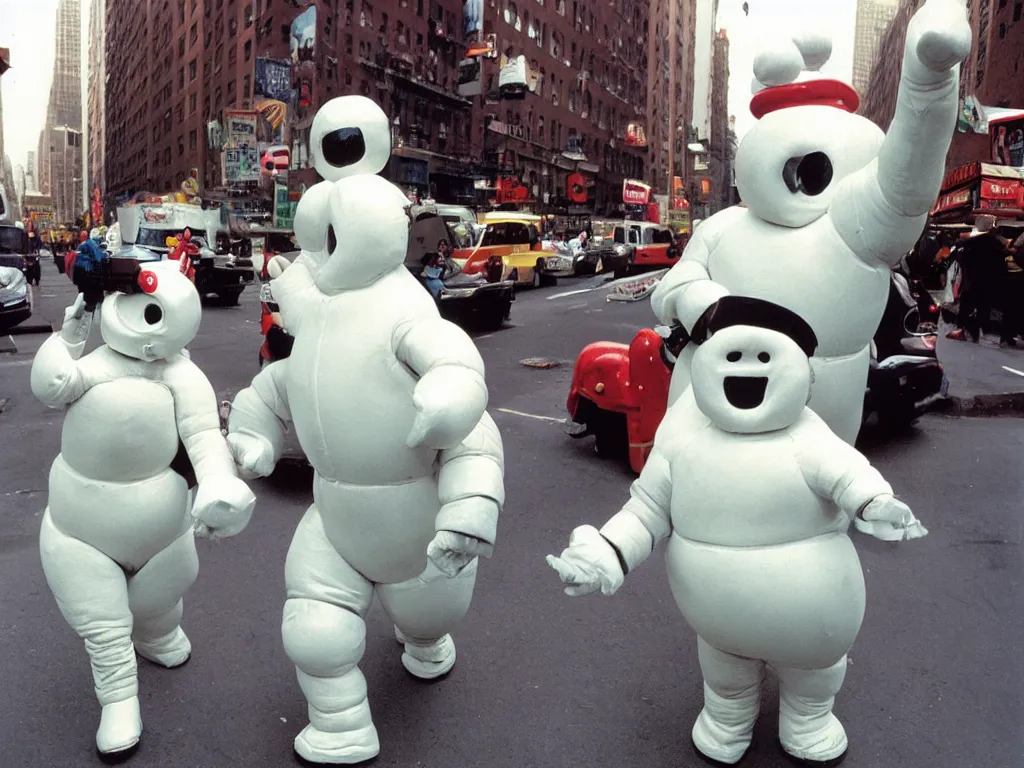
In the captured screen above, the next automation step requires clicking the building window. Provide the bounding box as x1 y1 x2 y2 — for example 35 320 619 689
190 23 198 46
244 40 252 60
190 93 197 113
189 59 197 80
245 4 253 26
229 18 238 37
1015 2 1022 21
229 45 237 65
178 68 185 89
243 74 250 98
999 22 1007 38
178 39 185 58
227 80 236 103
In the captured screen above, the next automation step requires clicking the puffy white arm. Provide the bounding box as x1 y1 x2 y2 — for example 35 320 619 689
30 334 91 408
435 411 504 554
270 253 320 335
829 0 971 267
598 447 674 574
163 357 238 483
649 208 742 330
394 315 488 449
227 360 292 469
790 412 893 519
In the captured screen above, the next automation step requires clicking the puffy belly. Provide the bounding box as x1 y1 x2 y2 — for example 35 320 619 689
48 455 191 571
665 533 865 669
61 379 179 482
314 473 439 584
287 329 436 485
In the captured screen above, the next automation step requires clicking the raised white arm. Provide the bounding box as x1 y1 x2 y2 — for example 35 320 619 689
227 360 293 476
829 0 972 267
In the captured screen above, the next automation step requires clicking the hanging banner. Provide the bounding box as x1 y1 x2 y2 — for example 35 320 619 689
623 179 652 205
990 115 1024 168
224 110 259 147
256 99 288 144
91 188 103 226
463 0 483 38
625 123 647 147
224 147 261 183
254 57 294 103
290 6 317 112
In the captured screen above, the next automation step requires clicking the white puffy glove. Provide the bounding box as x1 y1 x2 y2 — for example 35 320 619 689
854 494 929 542
406 368 484 449
546 524 626 597
192 474 257 540
427 531 492 578
907 0 972 79
266 254 292 278
227 432 277 480
59 294 93 345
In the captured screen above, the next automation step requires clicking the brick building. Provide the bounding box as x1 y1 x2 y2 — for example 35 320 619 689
102 0 655 215
86 0 105 207
708 28 730 213
860 0 1024 170
647 0 697 205
851 0 899 99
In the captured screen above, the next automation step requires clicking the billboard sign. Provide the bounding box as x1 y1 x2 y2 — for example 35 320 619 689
224 147 261 183
991 116 1024 168
623 179 652 205
224 110 259 147
290 6 317 112
254 57 294 102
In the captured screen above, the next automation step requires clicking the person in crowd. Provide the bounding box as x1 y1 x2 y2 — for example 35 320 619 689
948 216 1011 344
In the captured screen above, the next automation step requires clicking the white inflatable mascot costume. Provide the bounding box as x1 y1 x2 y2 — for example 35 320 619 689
226 95 505 765
31 257 256 756
650 0 972 444
548 296 928 766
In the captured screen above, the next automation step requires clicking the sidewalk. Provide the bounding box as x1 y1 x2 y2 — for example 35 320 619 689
934 318 1024 415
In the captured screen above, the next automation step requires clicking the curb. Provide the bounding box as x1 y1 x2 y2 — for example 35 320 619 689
8 323 55 336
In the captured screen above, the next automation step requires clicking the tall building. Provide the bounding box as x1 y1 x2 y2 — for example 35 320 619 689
0 47 9 205
40 0 83 223
26 150 37 193
648 0 698 205
851 0 900 98
860 0 1024 169
86 0 105 204
708 28 730 214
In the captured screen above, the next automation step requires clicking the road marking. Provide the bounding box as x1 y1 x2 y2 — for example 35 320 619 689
1001 366 1024 377
0 358 32 367
495 407 564 423
547 288 595 300
476 333 496 340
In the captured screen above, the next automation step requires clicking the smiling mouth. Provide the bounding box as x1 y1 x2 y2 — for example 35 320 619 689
724 376 768 409
782 152 834 196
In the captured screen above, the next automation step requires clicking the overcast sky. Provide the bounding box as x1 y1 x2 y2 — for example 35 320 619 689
0 0 858 175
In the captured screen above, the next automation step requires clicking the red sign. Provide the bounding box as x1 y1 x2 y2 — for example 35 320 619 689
939 162 981 193
567 173 588 204
625 123 647 147
646 202 660 223
623 179 651 205
495 177 531 204
980 178 1021 201
931 187 972 214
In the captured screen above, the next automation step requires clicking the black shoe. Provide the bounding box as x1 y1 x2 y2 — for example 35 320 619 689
691 735 753 766
777 737 848 767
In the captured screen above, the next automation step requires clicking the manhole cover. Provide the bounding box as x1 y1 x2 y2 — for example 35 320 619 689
519 357 561 369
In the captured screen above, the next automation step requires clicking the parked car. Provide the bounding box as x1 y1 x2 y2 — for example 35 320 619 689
576 237 633 277
565 272 947 473
0 224 32 331
453 212 566 288
603 221 681 278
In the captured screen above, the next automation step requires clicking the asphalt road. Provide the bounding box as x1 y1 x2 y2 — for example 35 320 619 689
1 261 1021 768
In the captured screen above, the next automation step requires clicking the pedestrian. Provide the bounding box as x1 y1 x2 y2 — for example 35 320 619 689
950 215 1010 343
1001 231 1024 347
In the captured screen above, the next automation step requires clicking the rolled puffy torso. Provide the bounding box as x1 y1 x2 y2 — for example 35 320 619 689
665 429 865 669
48 376 190 570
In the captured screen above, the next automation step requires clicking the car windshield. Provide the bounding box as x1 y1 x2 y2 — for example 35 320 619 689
645 228 674 245
137 227 209 249
0 226 29 254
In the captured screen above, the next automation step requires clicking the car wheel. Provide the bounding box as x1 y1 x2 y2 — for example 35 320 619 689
539 272 558 287
531 266 542 288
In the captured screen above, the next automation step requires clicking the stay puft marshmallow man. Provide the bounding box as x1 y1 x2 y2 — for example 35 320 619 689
226 95 504 765
651 0 972 445
548 296 927 766
30 257 256 756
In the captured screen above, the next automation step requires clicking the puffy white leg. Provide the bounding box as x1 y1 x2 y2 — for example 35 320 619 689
39 509 142 755
775 656 849 765
128 528 199 668
691 636 765 765
378 558 478 680
283 506 379 765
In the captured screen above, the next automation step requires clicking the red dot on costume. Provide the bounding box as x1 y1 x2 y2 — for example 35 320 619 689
139 271 159 293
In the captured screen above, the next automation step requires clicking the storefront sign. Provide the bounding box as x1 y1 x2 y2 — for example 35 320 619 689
940 162 981 192
487 120 526 140
623 179 652 205
567 173 588 204
495 177 531 204
978 178 1024 210
931 186 973 215
671 176 688 210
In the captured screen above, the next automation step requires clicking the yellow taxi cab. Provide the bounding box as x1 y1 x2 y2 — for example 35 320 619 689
453 212 571 288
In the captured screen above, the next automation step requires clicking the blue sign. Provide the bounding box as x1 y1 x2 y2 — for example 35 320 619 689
255 58 294 103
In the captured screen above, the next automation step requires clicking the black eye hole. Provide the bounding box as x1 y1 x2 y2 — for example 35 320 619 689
327 225 337 253
144 303 163 325
321 127 366 169
782 152 834 196
758 352 771 363
727 351 742 362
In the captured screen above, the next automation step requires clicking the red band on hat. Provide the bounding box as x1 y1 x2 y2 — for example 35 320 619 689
750 79 860 119
139 271 159 294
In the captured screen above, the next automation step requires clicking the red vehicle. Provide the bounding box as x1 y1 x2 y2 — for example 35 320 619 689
612 220 681 273
565 326 684 474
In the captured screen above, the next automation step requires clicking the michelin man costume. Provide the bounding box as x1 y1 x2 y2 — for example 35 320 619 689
226 96 505 765
548 296 928 766
651 0 972 445
30 257 256 756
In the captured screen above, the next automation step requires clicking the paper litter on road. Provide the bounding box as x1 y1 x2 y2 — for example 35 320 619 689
606 270 667 302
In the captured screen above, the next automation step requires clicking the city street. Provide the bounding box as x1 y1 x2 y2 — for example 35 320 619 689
0 261 1021 768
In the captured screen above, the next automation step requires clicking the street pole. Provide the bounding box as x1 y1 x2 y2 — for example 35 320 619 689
666 0 677 210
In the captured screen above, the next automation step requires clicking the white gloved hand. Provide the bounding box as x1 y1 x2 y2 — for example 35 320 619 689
227 432 277 480
266 254 292 278
427 531 491 578
855 494 929 542
406 368 483 449
546 524 625 597
908 0 972 76
59 294 93 345
192 474 257 540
